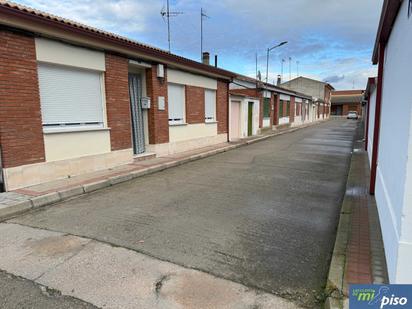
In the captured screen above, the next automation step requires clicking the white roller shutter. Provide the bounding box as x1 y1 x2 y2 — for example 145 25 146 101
168 83 185 124
38 63 104 127
205 89 216 122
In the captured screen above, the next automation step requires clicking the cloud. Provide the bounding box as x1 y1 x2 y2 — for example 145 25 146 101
323 75 345 83
14 0 383 90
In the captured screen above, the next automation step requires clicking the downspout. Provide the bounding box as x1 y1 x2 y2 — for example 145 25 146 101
370 43 385 195
365 95 371 151
226 81 230 142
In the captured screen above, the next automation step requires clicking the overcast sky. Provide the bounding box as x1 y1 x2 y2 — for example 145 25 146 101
15 0 383 90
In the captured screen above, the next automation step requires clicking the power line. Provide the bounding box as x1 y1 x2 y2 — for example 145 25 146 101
160 0 183 52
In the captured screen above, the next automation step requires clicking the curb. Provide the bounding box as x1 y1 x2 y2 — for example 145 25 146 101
0 120 326 221
324 122 359 309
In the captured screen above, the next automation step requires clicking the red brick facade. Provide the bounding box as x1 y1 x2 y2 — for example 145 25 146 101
105 53 132 151
185 86 205 124
146 64 169 144
289 96 295 123
273 94 279 125
216 80 229 134
0 30 45 168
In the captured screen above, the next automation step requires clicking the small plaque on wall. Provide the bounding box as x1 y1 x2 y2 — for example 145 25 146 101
158 96 165 111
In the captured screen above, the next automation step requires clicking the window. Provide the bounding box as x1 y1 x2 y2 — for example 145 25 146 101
279 100 284 118
263 98 270 118
38 63 104 130
168 83 185 125
204 89 216 122
286 101 290 116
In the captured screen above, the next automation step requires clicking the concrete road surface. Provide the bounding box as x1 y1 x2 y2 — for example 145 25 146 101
5 119 358 308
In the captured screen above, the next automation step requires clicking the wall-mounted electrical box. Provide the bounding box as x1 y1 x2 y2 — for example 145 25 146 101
141 97 151 109
157 64 164 78
158 96 165 111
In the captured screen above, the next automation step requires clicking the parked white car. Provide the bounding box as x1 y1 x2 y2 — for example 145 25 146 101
347 111 359 120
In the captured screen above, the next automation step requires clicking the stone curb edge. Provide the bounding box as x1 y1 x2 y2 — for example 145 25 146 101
324 124 357 309
0 120 326 221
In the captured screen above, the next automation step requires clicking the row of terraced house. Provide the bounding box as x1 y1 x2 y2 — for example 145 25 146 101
0 1 332 192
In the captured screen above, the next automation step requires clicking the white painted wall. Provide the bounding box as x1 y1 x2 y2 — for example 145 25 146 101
168 68 217 89
229 96 260 140
35 38 105 71
367 86 377 165
44 130 111 162
169 123 217 142
373 0 412 283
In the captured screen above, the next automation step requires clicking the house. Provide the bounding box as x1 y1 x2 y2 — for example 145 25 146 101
0 1 235 191
280 76 334 120
365 0 412 283
330 90 365 116
229 75 313 140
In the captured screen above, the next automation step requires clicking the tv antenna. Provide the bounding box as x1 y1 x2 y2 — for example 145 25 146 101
160 0 183 52
288 57 292 81
200 8 210 60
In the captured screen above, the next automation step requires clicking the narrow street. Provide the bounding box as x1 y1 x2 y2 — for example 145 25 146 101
0 119 358 308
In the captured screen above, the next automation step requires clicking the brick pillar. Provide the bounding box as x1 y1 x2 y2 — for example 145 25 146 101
270 93 274 126
259 95 263 128
290 96 295 123
0 30 45 168
105 53 132 151
146 64 169 144
186 86 205 124
273 94 279 125
216 80 229 134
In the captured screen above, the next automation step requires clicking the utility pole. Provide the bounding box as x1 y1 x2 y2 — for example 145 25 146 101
160 0 183 52
265 41 287 83
281 59 285 81
200 8 210 61
288 57 292 81
296 60 300 77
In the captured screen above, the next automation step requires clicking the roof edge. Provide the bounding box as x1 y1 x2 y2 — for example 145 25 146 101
372 0 403 64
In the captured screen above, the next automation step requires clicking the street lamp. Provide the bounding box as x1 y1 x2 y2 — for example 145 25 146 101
266 41 288 83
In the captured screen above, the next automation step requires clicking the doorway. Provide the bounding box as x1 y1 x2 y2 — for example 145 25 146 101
128 74 146 154
248 102 253 136
230 101 241 140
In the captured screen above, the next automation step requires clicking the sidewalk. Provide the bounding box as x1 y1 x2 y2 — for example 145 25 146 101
325 124 388 309
0 121 322 221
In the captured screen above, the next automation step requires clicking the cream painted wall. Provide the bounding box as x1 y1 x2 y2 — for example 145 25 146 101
280 94 290 101
35 38 105 71
44 130 111 162
169 123 217 143
3 148 133 191
168 69 217 89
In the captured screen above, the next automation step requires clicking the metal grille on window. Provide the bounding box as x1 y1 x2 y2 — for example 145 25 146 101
128 74 145 155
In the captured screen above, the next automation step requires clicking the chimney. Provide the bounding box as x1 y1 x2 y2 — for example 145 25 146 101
202 52 210 65
277 74 282 85
214 55 218 67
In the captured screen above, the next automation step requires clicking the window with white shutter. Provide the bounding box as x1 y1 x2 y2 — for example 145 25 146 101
168 83 185 125
38 63 104 131
204 89 216 122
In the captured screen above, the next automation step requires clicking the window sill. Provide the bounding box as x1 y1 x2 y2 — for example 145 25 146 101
169 123 188 127
43 127 111 134
205 121 218 124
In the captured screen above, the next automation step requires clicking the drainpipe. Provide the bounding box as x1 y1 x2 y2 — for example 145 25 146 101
365 78 375 151
369 43 385 195
365 95 371 151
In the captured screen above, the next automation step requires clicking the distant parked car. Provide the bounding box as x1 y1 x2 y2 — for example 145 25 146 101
347 111 359 120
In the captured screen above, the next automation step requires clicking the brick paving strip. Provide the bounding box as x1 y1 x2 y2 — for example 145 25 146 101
0 122 322 221
324 125 388 309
